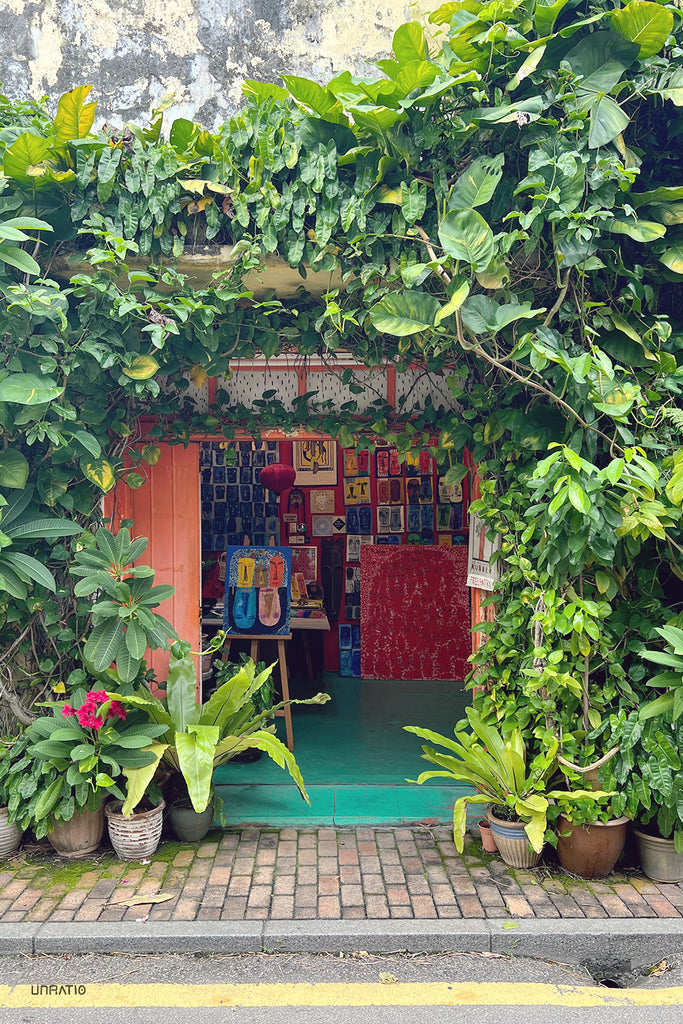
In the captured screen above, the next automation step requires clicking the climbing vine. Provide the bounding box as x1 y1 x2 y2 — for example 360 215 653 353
0 0 681 759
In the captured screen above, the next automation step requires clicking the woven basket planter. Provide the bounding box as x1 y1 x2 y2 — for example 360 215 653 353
105 798 165 861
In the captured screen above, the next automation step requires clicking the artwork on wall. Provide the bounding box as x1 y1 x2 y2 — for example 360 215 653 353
344 477 371 505
293 439 337 485
312 515 334 537
310 489 336 514
200 440 280 552
223 545 292 636
360 545 470 680
291 545 318 583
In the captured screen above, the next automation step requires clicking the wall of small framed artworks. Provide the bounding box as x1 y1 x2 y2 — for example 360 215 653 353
200 438 471 678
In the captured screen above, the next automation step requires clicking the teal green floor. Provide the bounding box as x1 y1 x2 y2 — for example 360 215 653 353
213 674 471 826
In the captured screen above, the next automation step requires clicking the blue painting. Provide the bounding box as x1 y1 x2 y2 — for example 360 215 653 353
223 545 292 636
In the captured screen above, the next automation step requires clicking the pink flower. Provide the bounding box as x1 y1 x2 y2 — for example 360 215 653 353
61 705 76 717
88 690 109 703
108 701 126 722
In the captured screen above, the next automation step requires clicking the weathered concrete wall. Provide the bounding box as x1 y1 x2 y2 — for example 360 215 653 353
0 0 411 125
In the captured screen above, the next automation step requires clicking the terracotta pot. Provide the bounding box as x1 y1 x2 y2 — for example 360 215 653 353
48 803 104 859
478 818 498 853
105 798 165 861
168 799 214 843
634 828 683 883
556 815 628 879
487 809 542 868
0 806 23 858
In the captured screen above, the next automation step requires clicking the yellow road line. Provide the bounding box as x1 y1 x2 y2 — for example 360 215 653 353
1 982 683 1008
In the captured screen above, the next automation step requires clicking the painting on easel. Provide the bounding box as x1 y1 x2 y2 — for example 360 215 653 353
223 546 292 636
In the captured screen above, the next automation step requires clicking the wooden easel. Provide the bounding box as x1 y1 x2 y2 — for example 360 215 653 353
222 634 294 752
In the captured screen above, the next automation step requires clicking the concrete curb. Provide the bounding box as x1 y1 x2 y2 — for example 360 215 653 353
14 919 683 970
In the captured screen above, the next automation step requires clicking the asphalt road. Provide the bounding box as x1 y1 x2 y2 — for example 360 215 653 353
0 950 681 1024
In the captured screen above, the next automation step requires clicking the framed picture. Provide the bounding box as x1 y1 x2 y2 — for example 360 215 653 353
291 545 318 582
310 489 336 514
312 515 334 537
223 545 291 636
293 439 337 486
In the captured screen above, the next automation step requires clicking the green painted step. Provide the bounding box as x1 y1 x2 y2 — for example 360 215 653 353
213 675 472 827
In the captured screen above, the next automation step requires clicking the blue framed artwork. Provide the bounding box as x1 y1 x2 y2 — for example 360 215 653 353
223 545 292 636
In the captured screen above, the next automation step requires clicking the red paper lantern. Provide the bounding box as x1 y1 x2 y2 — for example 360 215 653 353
259 462 296 495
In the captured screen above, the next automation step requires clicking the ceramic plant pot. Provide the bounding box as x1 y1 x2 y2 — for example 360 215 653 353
47 803 105 859
556 815 628 879
105 798 165 861
634 828 683 883
478 818 498 853
487 809 542 868
0 806 23 858
168 799 214 843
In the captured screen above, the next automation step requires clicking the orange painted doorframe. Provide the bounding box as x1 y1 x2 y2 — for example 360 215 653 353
105 443 201 690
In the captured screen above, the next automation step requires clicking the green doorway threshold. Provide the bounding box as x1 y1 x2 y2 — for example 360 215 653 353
213 675 471 826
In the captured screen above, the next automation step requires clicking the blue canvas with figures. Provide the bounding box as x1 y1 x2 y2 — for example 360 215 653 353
223 545 292 636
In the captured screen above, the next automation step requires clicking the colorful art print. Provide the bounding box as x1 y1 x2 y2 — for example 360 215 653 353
438 477 463 504
418 476 434 504
346 534 373 563
344 476 371 505
223 545 291 636
437 504 454 531
466 515 501 592
343 449 358 477
312 515 334 537
405 451 421 476
343 449 370 477
332 515 346 534
293 439 337 485
310 489 336 514
291 545 318 582
438 534 453 546
377 506 404 534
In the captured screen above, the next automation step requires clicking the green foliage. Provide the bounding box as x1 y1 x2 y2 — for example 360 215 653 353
69 528 177 682
0 0 679 765
108 642 330 816
405 707 609 852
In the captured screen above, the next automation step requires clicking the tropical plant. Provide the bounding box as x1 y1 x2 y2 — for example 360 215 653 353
69 527 177 682
405 708 609 853
107 639 330 817
14 686 168 836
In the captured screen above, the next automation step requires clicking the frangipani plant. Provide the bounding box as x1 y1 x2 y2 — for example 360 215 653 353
405 708 610 853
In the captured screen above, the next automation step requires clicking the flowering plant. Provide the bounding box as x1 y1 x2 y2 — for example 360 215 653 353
19 686 168 834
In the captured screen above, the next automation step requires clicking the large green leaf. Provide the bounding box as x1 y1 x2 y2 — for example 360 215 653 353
369 291 441 336
611 1 673 59
535 0 572 36
175 725 220 812
0 244 42 276
0 449 29 489
660 245 683 275
609 217 666 242
5 515 82 540
589 95 630 148
448 154 504 210
438 209 495 270
564 31 639 110
280 75 349 126
0 374 63 405
167 650 202 731
84 617 125 672
2 552 56 592
392 21 427 64
2 133 51 184
121 743 167 817
52 85 97 146
460 296 544 335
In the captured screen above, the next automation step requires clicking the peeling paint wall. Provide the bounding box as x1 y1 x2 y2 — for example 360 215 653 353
0 0 412 124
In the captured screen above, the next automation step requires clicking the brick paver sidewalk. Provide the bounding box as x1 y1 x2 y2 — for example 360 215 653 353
0 826 680 926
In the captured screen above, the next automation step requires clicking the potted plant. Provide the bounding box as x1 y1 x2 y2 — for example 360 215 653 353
106 637 330 842
546 790 624 879
22 686 168 857
405 707 609 868
600 624 683 882
0 734 30 857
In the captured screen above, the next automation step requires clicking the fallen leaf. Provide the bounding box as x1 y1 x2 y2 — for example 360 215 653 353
379 973 397 985
651 959 668 976
502 921 519 929
110 893 175 908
